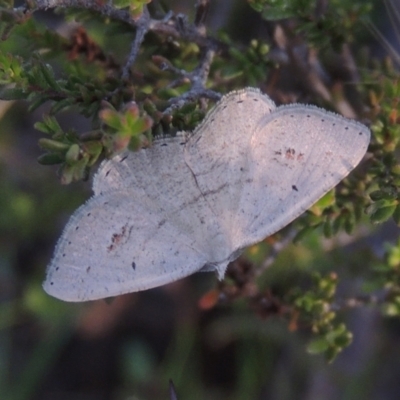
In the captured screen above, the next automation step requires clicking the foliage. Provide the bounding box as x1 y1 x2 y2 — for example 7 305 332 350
248 0 373 49
291 272 352 362
1 0 400 398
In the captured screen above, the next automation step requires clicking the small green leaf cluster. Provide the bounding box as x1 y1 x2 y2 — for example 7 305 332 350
0 53 117 115
369 239 400 317
0 9 156 183
35 116 102 184
289 272 352 362
248 0 372 49
0 51 24 89
0 4 25 41
167 102 206 133
113 0 152 20
99 101 153 152
294 181 368 242
35 101 152 184
365 73 400 225
248 0 315 19
214 36 270 89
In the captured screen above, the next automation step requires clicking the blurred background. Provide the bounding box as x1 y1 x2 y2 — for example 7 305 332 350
1 0 400 399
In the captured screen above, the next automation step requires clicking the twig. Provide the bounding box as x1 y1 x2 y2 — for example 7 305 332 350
28 0 135 24
26 0 223 50
24 0 225 110
194 0 210 27
121 7 150 80
256 228 297 277
330 290 388 311
161 48 221 114
169 380 178 400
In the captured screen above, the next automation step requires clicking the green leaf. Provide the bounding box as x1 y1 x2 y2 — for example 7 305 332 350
0 87 27 100
38 138 69 152
129 116 153 136
34 115 63 135
307 337 329 354
334 330 353 348
391 164 400 176
50 98 75 114
27 95 48 112
37 153 64 165
293 225 318 243
60 155 89 184
370 188 397 201
370 204 397 224
393 205 400 226
344 213 355 235
99 109 123 131
314 190 336 210
39 62 62 91
65 144 80 164
332 213 345 234
323 218 333 238
82 141 103 166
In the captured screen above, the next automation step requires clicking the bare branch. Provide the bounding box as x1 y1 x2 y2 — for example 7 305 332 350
26 0 223 50
28 0 135 24
24 0 226 109
122 7 150 80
